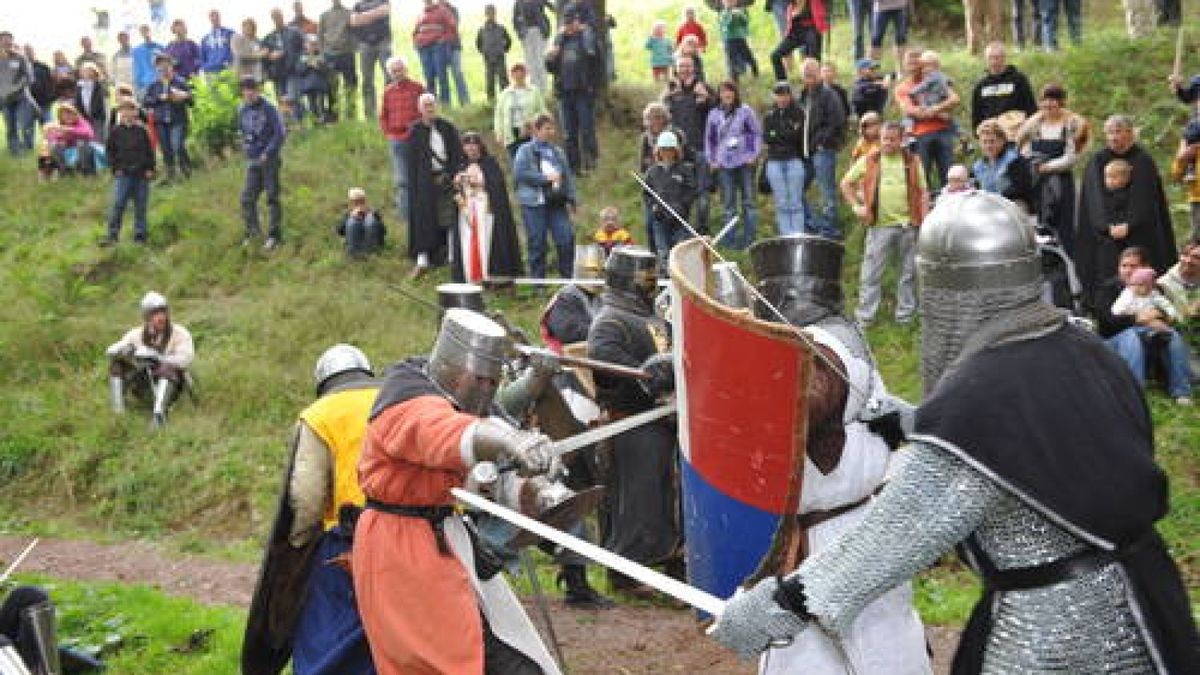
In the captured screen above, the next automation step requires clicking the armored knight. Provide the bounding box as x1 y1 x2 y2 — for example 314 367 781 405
104 291 195 428
746 235 930 674
712 192 1199 672
587 246 680 595
243 345 379 675
354 309 567 675
540 244 606 352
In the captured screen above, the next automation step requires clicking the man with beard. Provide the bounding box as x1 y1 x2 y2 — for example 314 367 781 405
587 246 680 596
710 191 1199 672
1076 114 1178 309
243 345 378 675
746 234 930 673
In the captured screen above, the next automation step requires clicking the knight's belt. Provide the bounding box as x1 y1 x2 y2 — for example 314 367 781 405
365 499 456 555
983 534 1149 592
798 493 873 530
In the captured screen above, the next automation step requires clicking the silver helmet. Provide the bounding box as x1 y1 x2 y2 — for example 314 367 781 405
574 244 607 282
605 246 658 304
748 235 844 326
917 191 1043 395
710 262 752 309
314 344 373 394
436 283 486 312
428 308 510 415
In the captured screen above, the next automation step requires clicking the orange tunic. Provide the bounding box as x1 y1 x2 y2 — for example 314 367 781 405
353 394 482 675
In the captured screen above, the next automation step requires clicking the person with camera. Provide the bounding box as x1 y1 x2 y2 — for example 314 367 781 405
704 80 761 249
515 112 577 280
105 291 195 428
405 92 465 280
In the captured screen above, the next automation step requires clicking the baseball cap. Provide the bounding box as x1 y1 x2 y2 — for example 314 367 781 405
855 58 879 71
771 81 792 95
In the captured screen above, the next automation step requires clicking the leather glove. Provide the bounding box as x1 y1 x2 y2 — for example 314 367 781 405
707 577 809 661
639 353 675 399
471 419 560 477
861 394 915 450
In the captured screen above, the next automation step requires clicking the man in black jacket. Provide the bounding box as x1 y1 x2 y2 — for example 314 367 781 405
264 8 306 122
103 100 156 246
513 0 553 90
797 58 846 240
970 42 1036 132
762 81 807 236
545 9 601 173
663 56 716 233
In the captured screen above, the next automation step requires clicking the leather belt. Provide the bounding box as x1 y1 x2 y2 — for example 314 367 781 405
979 533 1149 592
797 493 873 530
365 499 456 555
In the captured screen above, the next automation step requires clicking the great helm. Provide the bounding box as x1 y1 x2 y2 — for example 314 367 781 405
916 191 1043 394
313 344 373 395
436 283 486 313
427 308 510 415
605 246 658 299
140 291 169 318
573 243 606 281
748 235 844 325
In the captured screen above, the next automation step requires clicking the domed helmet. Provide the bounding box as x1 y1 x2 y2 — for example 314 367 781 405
604 246 658 308
748 235 844 325
140 291 169 318
313 344 373 395
427 309 510 415
917 191 1043 395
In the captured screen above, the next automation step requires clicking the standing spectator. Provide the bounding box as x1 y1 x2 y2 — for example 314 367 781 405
336 187 386 256
1155 0 1181 26
297 36 330 124
24 46 54 127
1039 0 1082 51
642 130 697 271
718 0 758 83
851 57 888 117
475 4 511 103
821 62 850 119
1171 133 1200 242
1123 0 1156 39
639 102 689 249
237 78 287 251
0 32 35 156
675 7 708 51
291 1 319 34
1011 0 1042 49
676 34 706 83
103 99 156 246
970 42 1037 132
512 0 553 91
851 112 882 160
963 0 1006 55
664 56 716 233
231 19 267 85
350 0 392 120
406 93 464 278
762 81 806 236
646 22 675 83
74 62 108 142
51 51 75 83
319 0 358 121
379 56 424 222
165 20 201 80
847 0 872 60
413 0 455 105
144 54 192 182
972 118 1033 211
1015 83 1085 254
869 0 909 70
515 113 577 279
494 61 548 158
896 48 959 191
440 0 470 107
264 8 306 122
770 0 828 80
546 9 602 174
797 58 846 239
199 10 235 79
705 80 761 249
765 0 791 43
453 132 524 281
111 31 135 90
1076 115 1178 307
75 36 108 81
131 25 163 96
840 120 927 326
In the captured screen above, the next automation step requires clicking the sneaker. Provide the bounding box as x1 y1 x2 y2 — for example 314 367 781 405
263 237 280 252
1175 397 1193 406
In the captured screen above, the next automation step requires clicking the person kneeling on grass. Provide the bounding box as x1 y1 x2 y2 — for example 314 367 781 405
104 291 195 429
101 99 156 247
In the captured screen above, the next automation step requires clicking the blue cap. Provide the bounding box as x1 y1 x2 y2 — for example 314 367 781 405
855 58 879 70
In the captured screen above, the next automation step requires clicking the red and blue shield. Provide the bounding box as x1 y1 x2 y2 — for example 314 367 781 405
668 238 811 606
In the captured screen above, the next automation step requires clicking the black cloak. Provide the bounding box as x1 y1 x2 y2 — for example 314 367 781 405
1075 144 1179 311
450 153 524 281
406 118 465 263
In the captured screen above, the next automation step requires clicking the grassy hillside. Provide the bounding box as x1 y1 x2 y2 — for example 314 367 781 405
0 0 1195 598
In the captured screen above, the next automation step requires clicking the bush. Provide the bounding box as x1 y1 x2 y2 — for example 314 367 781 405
189 72 242 158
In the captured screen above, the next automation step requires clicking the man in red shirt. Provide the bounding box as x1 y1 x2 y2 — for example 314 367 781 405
379 56 425 225
674 6 707 50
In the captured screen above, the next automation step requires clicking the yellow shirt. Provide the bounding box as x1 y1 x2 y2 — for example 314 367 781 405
298 385 378 530
843 152 925 227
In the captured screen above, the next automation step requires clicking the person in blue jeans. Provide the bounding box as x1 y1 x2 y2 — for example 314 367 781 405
1039 0 1082 51
515 113 576 278
142 55 192 182
797 58 846 239
237 78 288 252
102 100 156 246
0 32 34 156
846 0 873 61
869 0 909 70
705 80 761 249
762 81 807 236
546 9 601 173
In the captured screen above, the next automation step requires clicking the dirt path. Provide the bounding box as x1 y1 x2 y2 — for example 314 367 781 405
0 535 958 673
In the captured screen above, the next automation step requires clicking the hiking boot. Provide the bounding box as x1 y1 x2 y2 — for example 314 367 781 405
558 565 614 609
263 237 280 252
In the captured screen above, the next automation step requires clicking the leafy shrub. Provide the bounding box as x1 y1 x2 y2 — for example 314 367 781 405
189 72 242 159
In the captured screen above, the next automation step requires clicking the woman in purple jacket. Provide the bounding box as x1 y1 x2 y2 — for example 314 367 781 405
705 80 761 249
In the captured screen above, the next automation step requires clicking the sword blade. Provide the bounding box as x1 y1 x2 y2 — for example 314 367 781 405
514 344 652 381
0 538 39 585
549 401 676 459
505 278 671 287
452 488 725 616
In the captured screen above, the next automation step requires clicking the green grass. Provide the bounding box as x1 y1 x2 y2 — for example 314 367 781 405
0 0 1196 651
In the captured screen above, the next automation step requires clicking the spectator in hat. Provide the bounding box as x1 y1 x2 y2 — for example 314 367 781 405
762 80 807 236
851 57 889 118
642 129 697 272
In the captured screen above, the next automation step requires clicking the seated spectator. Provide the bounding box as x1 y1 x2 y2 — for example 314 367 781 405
336 187 386 257
594 206 633 253
104 291 195 427
850 111 881 161
38 103 98 180
972 117 1033 212
1095 247 1192 405
850 57 888 118
1158 240 1200 380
